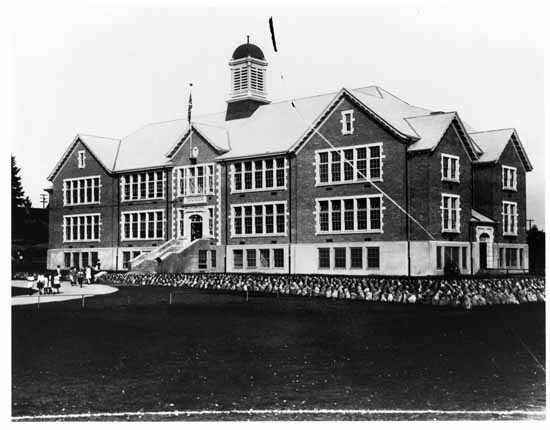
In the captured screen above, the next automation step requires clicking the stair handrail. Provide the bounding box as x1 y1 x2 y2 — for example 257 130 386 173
129 238 180 267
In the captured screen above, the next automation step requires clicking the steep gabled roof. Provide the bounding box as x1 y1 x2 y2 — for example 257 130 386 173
47 134 121 181
469 128 533 171
49 84 531 177
405 112 479 160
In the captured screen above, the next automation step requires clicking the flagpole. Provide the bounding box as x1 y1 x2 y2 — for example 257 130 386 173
188 83 193 158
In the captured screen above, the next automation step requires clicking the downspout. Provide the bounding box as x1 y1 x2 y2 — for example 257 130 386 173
405 150 411 278
470 164 474 275
287 155 292 275
224 161 228 274
115 175 121 271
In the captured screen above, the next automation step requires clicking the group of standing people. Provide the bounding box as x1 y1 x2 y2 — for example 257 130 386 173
27 266 63 295
24 261 101 294
68 263 100 288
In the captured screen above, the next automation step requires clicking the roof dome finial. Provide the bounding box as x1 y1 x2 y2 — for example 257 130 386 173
231 37 265 61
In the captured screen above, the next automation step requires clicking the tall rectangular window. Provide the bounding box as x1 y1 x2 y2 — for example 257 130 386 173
259 249 270 268
366 247 380 268
122 251 131 269
254 161 263 189
273 249 284 268
198 250 207 269
244 206 253 234
318 248 330 269
64 252 71 268
519 248 524 268
82 252 89 268
462 247 468 270
73 252 80 268
233 250 243 269
502 166 517 191
91 252 99 267
210 250 217 268
334 247 346 269
341 110 354 134
436 246 442 269
77 150 86 168
502 201 518 235
441 154 460 182
319 152 329 183
64 176 101 205
234 207 242 235
265 160 274 188
244 162 253 190
350 247 363 269
246 249 256 268
441 194 460 232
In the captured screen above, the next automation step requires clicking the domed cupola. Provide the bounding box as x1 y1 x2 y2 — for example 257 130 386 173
226 37 270 121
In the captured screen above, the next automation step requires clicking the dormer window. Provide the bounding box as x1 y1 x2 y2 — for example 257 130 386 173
441 154 460 182
341 110 355 135
77 150 86 168
502 166 517 191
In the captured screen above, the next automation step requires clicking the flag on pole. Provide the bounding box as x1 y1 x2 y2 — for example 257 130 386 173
187 83 193 123
269 17 278 52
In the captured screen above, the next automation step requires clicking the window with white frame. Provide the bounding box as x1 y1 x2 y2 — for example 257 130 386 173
77 150 86 168
499 247 524 268
441 194 461 233
502 201 518 236
63 214 101 242
231 158 285 192
232 202 286 237
441 154 460 182
121 210 165 240
341 110 355 135
121 171 165 201
317 195 383 234
502 166 517 191
64 176 101 206
316 143 383 185
175 164 215 196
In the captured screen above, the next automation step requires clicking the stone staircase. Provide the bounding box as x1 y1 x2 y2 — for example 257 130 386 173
129 238 199 273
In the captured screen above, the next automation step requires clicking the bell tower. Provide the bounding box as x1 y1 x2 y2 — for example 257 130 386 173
226 37 270 121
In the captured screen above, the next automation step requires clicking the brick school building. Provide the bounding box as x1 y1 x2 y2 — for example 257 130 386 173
46 41 532 276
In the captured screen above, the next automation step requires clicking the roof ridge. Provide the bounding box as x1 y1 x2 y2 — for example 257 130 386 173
404 111 455 120
79 133 120 141
271 88 339 105
469 128 515 135
374 86 432 111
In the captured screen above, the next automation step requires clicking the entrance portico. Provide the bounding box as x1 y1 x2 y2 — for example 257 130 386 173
176 206 214 242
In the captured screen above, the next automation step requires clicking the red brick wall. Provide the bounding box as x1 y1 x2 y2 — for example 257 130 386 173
225 156 290 246
408 122 473 242
49 140 118 250
294 97 408 243
473 140 527 243
170 130 223 243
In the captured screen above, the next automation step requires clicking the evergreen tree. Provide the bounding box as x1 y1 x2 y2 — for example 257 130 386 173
12 155 29 208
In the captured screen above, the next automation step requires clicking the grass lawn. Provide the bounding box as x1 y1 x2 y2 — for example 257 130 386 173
12 286 546 420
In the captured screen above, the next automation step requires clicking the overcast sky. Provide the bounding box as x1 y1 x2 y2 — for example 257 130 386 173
12 7 545 228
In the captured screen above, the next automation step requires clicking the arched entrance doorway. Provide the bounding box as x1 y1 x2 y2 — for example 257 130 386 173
479 233 490 269
190 214 203 241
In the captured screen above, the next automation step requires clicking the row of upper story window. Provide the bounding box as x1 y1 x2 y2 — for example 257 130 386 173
64 149 519 206
60 195 519 243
